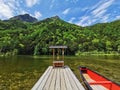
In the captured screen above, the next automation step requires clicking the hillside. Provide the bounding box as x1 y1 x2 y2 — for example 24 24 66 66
0 15 120 55
9 14 38 22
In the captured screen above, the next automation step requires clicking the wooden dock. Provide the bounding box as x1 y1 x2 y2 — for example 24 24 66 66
32 66 85 90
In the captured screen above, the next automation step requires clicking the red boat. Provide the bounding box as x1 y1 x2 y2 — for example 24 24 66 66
79 66 120 90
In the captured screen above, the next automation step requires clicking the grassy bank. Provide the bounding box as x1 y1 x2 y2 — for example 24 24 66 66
75 51 120 56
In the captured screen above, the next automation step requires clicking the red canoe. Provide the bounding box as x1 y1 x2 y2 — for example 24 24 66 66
79 66 120 90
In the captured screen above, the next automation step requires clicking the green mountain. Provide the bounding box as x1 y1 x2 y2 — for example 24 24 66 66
9 14 38 22
0 15 120 56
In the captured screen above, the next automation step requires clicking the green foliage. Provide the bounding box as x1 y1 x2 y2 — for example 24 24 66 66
0 17 120 55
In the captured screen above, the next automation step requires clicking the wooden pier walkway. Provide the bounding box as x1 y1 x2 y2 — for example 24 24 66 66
32 66 85 90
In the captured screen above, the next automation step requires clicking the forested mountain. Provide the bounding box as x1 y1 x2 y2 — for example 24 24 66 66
0 15 120 56
4 14 38 23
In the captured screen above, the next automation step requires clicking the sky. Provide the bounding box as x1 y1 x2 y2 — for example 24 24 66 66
0 0 120 26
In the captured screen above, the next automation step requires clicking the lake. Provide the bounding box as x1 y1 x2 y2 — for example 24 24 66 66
0 55 120 89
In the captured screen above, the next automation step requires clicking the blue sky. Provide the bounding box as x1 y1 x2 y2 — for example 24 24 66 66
0 0 120 26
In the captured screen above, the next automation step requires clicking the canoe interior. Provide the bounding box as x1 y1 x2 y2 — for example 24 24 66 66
79 67 120 90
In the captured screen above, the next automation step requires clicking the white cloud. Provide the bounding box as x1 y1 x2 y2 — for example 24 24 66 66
0 1 14 19
75 16 91 26
72 0 78 3
50 0 55 9
78 16 89 24
92 0 114 17
25 0 39 7
0 0 41 20
0 0 24 20
81 7 89 11
34 11 42 19
75 0 115 26
115 16 120 20
94 10 106 17
68 17 76 23
62 8 70 15
101 14 110 23
65 0 78 3
20 10 28 15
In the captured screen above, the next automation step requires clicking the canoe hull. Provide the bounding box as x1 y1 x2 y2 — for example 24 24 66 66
79 66 120 90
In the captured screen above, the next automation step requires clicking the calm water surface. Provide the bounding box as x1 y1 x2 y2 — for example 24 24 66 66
0 55 119 89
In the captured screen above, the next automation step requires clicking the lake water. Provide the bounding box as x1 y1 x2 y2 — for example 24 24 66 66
0 55 120 89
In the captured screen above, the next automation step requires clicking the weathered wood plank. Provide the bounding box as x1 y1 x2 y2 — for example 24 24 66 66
37 66 52 90
60 68 66 90
65 67 79 90
49 68 57 90
32 66 52 90
55 68 60 90
67 67 85 90
63 67 73 90
43 67 54 90
32 66 85 90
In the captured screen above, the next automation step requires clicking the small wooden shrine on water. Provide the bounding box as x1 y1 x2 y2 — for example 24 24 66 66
49 45 67 67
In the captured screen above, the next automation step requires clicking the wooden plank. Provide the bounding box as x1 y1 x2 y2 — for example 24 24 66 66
53 61 64 63
63 67 73 90
49 68 57 90
55 68 60 90
65 67 79 90
60 68 66 90
53 61 64 67
37 66 53 90
32 66 52 90
67 67 85 90
43 67 54 90
32 66 85 90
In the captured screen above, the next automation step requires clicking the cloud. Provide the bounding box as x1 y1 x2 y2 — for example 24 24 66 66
34 11 42 19
92 0 114 17
0 0 14 19
65 0 78 3
75 0 115 26
72 0 78 3
50 0 55 9
0 0 41 20
75 16 91 26
68 17 76 23
115 16 120 20
101 14 110 23
94 10 106 17
25 0 39 7
62 8 70 15
0 0 25 20
78 16 89 25
20 10 28 15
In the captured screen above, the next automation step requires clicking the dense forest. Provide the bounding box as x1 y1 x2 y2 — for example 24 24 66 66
0 15 120 56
